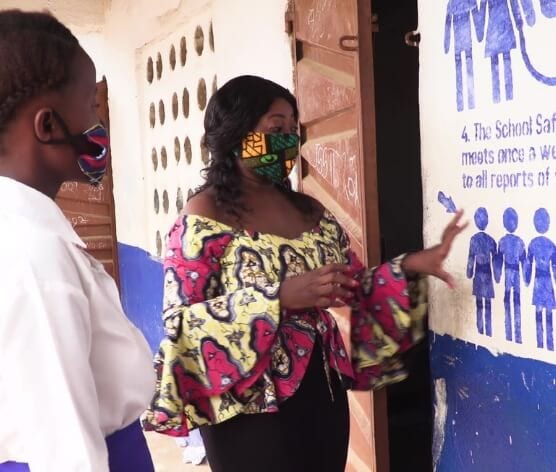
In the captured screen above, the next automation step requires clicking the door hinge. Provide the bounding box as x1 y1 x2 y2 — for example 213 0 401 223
371 13 379 32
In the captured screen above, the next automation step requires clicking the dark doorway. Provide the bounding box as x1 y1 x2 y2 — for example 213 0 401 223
372 0 432 470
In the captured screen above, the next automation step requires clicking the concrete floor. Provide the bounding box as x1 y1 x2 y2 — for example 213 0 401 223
145 432 211 472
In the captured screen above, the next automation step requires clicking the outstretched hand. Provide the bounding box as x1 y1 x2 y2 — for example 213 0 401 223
401 210 468 288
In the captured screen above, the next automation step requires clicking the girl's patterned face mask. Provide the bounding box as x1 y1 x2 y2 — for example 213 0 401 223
236 132 300 186
73 123 109 185
37 110 109 186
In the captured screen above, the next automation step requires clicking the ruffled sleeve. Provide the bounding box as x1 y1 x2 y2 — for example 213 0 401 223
334 220 428 390
142 216 282 436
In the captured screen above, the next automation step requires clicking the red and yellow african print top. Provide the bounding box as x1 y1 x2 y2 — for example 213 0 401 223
142 211 427 436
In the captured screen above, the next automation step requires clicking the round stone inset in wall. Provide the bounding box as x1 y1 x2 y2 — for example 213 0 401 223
149 103 156 128
151 147 158 171
154 189 160 214
174 137 181 163
197 78 207 111
176 187 184 212
156 52 163 80
182 87 190 118
162 190 169 214
184 137 192 164
147 57 154 84
156 231 162 257
209 22 215 52
161 146 168 169
194 25 204 56
169 44 176 70
180 36 187 66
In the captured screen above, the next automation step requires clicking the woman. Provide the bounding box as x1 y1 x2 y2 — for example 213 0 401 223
143 75 465 471
0 10 155 472
525 208 556 350
444 0 484 111
478 0 536 103
467 207 497 337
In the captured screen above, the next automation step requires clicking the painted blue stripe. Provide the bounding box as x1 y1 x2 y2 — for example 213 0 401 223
117 242 164 354
431 333 556 471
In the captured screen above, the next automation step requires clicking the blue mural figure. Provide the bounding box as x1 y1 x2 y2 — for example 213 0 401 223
494 208 527 343
540 0 556 17
444 0 484 111
525 208 556 350
477 0 536 103
517 0 556 85
467 208 497 336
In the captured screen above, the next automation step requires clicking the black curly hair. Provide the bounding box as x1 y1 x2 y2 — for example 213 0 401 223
198 75 318 224
0 10 80 136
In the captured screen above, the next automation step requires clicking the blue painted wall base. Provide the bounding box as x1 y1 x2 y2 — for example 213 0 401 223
431 333 556 471
118 243 164 354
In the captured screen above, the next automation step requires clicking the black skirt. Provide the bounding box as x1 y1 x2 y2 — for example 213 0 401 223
200 343 350 472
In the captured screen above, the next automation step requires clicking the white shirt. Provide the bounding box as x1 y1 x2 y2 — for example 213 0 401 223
0 177 155 472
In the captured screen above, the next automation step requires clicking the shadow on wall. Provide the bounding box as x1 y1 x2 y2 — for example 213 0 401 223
431 333 556 472
118 243 164 354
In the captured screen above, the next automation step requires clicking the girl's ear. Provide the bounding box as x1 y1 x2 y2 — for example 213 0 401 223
34 108 54 142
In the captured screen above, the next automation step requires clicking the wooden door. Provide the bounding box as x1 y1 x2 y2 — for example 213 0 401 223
292 1 388 471
55 79 120 283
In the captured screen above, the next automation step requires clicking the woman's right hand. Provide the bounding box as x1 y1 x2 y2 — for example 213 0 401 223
279 263 359 310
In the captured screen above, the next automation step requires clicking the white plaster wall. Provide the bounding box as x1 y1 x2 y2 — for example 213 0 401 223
99 0 207 253
419 0 556 364
0 0 105 32
98 0 293 252
211 0 294 89
78 33 107 81
99 0 292 254
136 12 217 257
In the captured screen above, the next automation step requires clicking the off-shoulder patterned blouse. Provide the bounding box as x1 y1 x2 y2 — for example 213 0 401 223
142 211 427 436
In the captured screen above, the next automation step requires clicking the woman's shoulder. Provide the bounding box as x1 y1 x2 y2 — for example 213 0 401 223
185 187 219 220
165 190 236 260
168 188 236 242
304 194 325 215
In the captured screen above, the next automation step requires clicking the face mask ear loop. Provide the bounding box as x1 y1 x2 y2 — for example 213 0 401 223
35 109 78 146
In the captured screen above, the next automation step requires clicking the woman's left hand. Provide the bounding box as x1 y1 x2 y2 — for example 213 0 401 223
401 210 467 288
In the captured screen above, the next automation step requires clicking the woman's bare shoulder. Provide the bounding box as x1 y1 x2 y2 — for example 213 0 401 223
185 188 219 220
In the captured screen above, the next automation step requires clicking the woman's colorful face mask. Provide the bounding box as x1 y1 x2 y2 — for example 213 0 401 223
237 132 299 185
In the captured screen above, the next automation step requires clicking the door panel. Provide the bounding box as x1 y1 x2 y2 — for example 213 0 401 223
293 1 387 470
294 0 357 53
55 79 120 283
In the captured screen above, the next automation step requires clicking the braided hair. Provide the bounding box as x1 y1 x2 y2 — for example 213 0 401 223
199 75 317 223
0 10 79 135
